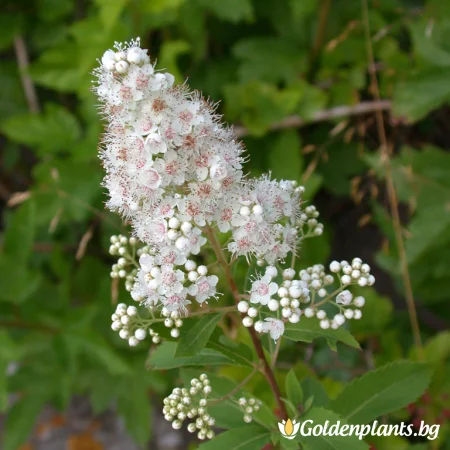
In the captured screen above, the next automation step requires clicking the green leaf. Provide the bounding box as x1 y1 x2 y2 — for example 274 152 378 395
224 82 303 136
1 104 81 155
181 369 275 430
392 69 450 123
330 361 433 424
175 313 222 357
152 318 255 367
2 200 35 264
269 130 302 181
198 425 271 450
298 408 369 450
198 0 253 23
3 394 48 450
284 320 360 351
233 37 305 83
409 20 450 68
285 369 303 411
64 330 130 375
149 341 237 369
301 377 330 408
207 334 255 367
423 331 450 364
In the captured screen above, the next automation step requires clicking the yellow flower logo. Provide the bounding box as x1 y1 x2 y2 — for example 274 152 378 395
278 418 300 440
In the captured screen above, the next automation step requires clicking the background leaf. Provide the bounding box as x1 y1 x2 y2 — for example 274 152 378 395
330 361 433 424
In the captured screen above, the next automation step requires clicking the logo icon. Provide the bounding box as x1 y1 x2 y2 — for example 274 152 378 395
278 418 300 440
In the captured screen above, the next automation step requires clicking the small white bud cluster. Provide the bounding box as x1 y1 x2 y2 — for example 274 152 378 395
101 43 150 75
299 264 334 298
329 258 375 287
312 290 365 330
302 258 373 329
109 235 140 290
163 374 215 440
161 307 183 338
111 303 148 346
297 204 324 236
244 258 374 334
238 397 262 424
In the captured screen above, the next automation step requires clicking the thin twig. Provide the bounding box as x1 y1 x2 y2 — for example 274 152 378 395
14 36 40 113
209 366 260 406
234 100 391 138
0 320 58 334
309 0 332 74
361 0 423 357
271 338 282 369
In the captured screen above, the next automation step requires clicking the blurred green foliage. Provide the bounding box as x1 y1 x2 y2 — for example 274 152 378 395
1 0 450 448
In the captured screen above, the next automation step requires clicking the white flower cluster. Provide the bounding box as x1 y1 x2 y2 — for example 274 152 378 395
163 374 215 440
111 303 160 346
238 258 375 338
238 397 262 424
329 258 375 287
131 252 219 315
94 39 315 276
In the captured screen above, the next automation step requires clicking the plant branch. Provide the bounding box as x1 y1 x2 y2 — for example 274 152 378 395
361 0 423 357
0 320 58 334
14 36 40 114
308 0 332 75
209 366 260 406
234 100 391 138
204 226 289 420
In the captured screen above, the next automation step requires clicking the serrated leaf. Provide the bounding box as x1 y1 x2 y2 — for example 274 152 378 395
285 369 303 411
284 320 360 350
198 425 271 450
175 313 222 357
298 408 369 450
330 361 433 424
149 341 236 369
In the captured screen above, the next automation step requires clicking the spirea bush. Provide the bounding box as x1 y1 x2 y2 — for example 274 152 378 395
88 39 433 447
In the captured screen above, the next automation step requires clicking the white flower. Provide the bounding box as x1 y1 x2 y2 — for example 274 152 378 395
153 264 185 296
163 289 191 314
261 318 285 341
250 275 278 305
189 275 219 304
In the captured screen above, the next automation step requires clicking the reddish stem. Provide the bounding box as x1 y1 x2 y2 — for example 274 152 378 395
205 227 288 420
